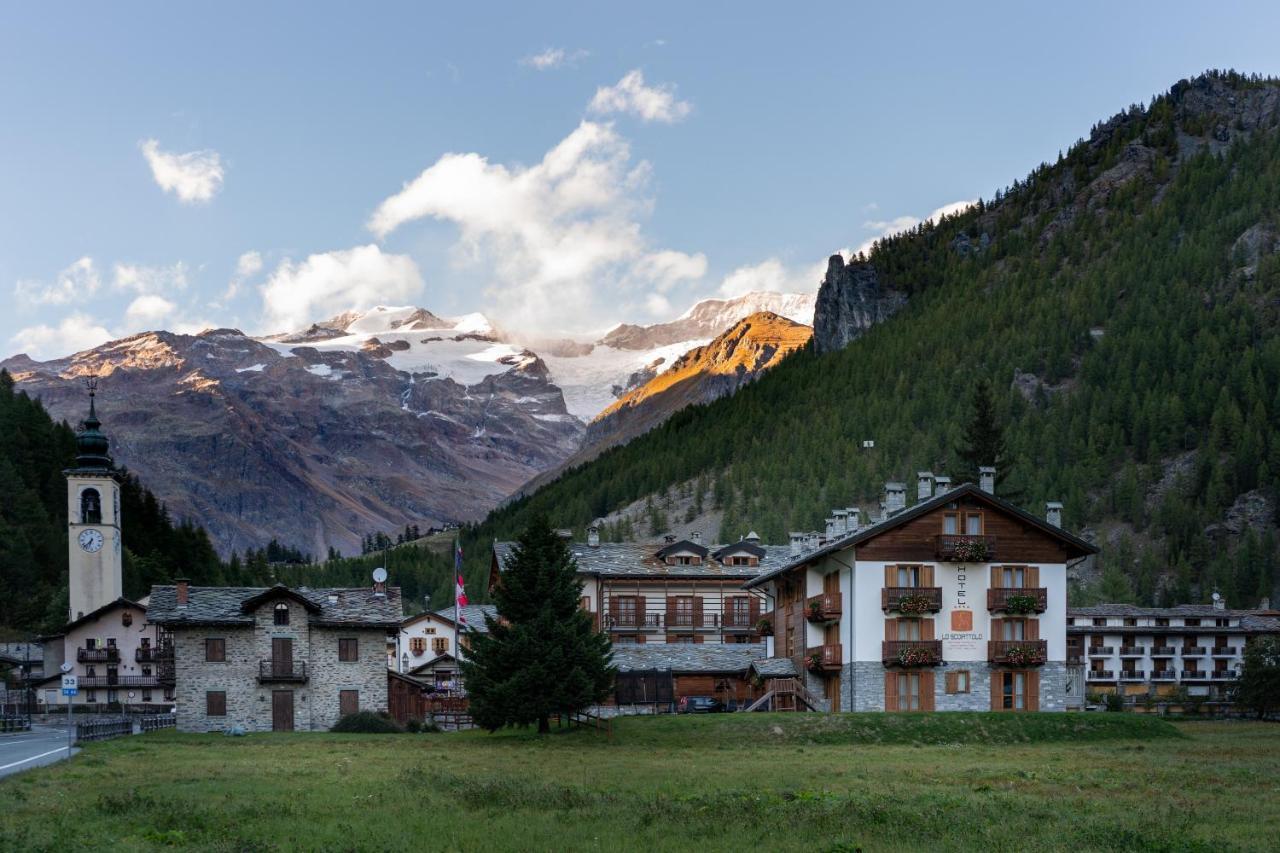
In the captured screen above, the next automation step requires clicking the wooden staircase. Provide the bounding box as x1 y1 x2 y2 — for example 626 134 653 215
745 677 823 712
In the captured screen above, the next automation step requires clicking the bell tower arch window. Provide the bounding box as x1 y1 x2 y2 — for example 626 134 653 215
81 488 102 524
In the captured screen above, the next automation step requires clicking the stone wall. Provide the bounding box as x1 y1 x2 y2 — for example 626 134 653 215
842 660 1070 712
173 627 256 733
309 627 389 730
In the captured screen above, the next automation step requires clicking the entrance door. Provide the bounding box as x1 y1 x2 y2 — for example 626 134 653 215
272 638 292 676
272 690 294 731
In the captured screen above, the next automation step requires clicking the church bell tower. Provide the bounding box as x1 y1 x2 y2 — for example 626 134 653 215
66 379 123 621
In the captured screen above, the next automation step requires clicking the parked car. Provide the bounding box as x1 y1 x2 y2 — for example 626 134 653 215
677 696 725 714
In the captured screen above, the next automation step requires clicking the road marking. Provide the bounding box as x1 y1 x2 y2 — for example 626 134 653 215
0 746 69 772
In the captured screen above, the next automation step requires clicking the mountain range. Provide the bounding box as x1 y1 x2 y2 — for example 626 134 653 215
1 291 816 556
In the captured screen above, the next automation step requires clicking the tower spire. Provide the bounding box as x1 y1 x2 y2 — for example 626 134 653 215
74 377 112 470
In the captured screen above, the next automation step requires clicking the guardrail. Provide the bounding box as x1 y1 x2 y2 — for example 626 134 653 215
0 716 31 733
75 714 176 743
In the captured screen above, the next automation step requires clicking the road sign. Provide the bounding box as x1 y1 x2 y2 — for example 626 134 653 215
60 674 77 696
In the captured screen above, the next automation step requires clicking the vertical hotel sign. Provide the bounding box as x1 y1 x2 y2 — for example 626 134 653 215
941 561 984 659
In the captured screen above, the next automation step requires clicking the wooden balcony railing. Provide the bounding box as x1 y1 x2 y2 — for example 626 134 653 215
881 587 942 613
988 639 1048 666
257 660 308 683
986 587 1047 614
77 675 161 688
935 534 997 562
807 643 842 672
882 640 942 667
77 648 119 663
805 593 841 622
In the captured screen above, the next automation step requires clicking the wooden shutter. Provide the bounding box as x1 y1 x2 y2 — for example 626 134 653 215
339 689 359 717
921 565 934 587
990 565 1001 586
206 691 226 716
1027 618 1040 641
920 671 936 711
749 597 761 623
884 671 898 712
693 597 704 628
945 672 957 694
922 619 935 641
991 671 1003 711
1026 566 1040 588
635 634 646 644
824 571 839 594
991 617 1004 642
1027 671 1040 712
884 565 896 586
885 618 898 641
665 597 677 627
609 596 621 625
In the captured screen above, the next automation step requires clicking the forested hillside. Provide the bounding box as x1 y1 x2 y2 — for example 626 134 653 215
462 71 1280 608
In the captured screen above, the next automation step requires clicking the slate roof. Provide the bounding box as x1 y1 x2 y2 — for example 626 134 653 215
1068 604 1280 633
434 604 499 632
492 541 791 579
609 642 766 674
749 657 799 677
0 642 43 667
146 584 403 628
744 482 1098 589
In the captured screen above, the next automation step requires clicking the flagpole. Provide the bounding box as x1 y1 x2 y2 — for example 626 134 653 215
454 537 460 662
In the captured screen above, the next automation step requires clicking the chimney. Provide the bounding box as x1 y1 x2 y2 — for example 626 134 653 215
825 517 838 540
917 471 934 502
877 501 887 523
979 466 996 494
691 530 702 546
1213 592 1226 611
885 482 906 515
587 525 600 547
663 533 676 544
847 507 861 530
935 475 952 494
806 531 820 551
1045 501 1063 528
744 530 760 544
833 509 848 535
373 580 386 597
175 578 189 607
789 532 805 557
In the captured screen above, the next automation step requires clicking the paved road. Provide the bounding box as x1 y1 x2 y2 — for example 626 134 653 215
0 725 78 779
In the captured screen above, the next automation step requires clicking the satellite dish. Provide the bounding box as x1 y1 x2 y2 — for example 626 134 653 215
60 662 74 673
1211 592 1221 601
372 567 388 583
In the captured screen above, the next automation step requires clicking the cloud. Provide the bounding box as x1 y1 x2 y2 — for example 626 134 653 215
857 199 975 254
220 250 263 303
9 313 113 359
14 256 100 306
259 244 424 332
139 139 224 204
588 70 691 123
716 253 840 299
520 47 589 70
124 294 177 327
113 261 189 294
366 120 703 334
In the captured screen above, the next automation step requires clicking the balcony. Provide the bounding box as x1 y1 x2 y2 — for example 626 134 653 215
135 647 171 664
1180 670 1207 679
1087 670 1116 680
882 587 942 614
77 647 119 663
988 640 1048 667
986 587 1047 614
935 534 997 562
1209 670 1238 681
1150 670 1177 681
1151 646 1176 656
722 611 760 632
882 640 942 668
1118 671 1147 682
1181 646 1207 656
1119 646 1146 657
257 660 308 683
77 675 160 688
604 613 664 631
805 593 842 623
1210 647 1239 658
807 643 843 672
1088 646 1115 656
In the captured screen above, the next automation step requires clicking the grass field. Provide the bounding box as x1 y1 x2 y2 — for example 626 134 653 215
1 714 1275 852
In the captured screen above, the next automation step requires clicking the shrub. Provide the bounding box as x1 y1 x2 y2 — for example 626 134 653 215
331 711 404 733
405 718 423 733
1104 693 1125 713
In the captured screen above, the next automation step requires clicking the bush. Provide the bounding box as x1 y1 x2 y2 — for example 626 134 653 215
405 718 422 733
330 711 404 733
1104 693 1125 713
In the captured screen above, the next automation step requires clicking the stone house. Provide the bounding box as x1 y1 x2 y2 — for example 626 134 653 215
146 580 402 732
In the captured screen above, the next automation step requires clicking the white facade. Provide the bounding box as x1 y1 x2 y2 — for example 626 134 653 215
67 472 123 621
39 600 169 708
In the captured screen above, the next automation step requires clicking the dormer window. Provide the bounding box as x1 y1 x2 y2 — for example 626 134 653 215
274 603 290 626
81 488 102 524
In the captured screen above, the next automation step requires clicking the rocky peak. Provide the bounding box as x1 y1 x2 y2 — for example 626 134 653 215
812 255 906 354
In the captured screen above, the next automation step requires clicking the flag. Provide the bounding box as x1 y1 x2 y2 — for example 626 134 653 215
455 542 467 624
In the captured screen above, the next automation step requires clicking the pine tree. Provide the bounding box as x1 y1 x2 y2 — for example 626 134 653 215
958 378 1009 487
461 517 614 733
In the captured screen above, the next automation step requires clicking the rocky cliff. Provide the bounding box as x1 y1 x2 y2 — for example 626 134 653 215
812 255 906 354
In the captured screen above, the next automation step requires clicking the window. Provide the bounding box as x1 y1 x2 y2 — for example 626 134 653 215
1155 618 1169 627
85 690 96 702
423 627 436 635
142 690 152 702
432 637 448 655
943 513 959 534
896 565 922 587
205 638 226 662
579 596 591 611
673 596 695 627
946 670 971 694
140 637 151 649
163 687 176 701
86 666 96 677
617 597 638 626
897 618 923 641
1123 618 1137 627
1092 618 1106 627
142 667 152 677
206 691 227 716
410 637 426 655
1215 619 1229 627
107 638 117 648
274 603 290 626
730 597 752 625
1000 672 1026 710
107 690 118 703
1001 620 1026 641
80 488 102 524
339 690 359 717
965 512 983 535
338 638 359 662
894 673 921 710
1185 618 1200 627
998 566 1026 588
86 638 98 649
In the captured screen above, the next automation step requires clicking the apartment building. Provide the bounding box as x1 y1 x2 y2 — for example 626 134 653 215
744 472 1097 712
146 579 401 732
1068 602 1280 698
489 530 782 644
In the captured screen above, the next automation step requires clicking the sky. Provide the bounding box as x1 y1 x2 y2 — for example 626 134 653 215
4 1 1280 359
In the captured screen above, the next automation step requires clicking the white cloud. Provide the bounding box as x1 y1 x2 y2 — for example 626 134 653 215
220 250 263 303
124 294 177 327
139 139 224 204
9 313 113 359
520 47 589 70
113 261 189 294
856 200 975 255
716 254 838 299
14 257 100 306
259 244 424 333
588 70 691 123
366 121 703 334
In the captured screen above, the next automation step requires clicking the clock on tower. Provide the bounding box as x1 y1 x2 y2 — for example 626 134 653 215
65 379 123 621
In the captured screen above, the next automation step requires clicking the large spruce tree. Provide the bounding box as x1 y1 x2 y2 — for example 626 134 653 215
958 378 1009 488
461 518 614 733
